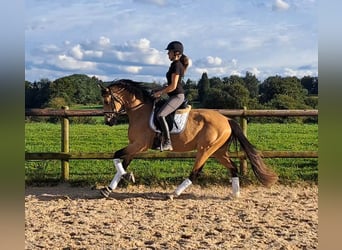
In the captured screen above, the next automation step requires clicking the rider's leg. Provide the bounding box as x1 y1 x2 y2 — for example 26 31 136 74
156 94 185 151
157 116 173 151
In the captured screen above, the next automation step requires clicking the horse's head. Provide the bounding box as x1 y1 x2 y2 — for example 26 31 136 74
99 79 154 126
98 83 125 126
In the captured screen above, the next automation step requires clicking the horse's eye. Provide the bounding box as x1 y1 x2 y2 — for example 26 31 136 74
103 97 111 105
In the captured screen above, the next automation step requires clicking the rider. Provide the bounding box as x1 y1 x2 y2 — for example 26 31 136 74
153 41 189 151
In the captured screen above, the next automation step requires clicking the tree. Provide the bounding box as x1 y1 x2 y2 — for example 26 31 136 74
227 75 244 86
301 76 318 95
209 77 223 88
183 79 198 102
223 82 250 108
304 96 318 109
197 72 210 104
25 78 52 108
259 76 307 105
242 71 260 99
49 74 102 105
203 88 235 108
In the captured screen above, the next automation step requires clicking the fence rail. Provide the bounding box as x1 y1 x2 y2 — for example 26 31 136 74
26 151 318 160
25 107 318 181
25 108 318 117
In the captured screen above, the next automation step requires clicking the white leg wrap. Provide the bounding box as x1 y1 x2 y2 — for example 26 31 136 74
108 159 127 190
175 178 192 196
232 177 240 198
114 159 126 175
109 172 122 190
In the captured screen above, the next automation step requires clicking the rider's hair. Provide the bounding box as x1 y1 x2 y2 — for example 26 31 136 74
180 54 190 74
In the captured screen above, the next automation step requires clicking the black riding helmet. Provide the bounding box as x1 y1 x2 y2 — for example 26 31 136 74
165 41 183 54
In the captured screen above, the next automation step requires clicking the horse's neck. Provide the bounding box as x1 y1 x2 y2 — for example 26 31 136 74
126 101 152 123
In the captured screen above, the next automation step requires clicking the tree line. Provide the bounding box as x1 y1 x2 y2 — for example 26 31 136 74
25 72 318 123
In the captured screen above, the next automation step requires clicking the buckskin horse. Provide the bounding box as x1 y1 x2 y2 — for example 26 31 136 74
98 79 278 199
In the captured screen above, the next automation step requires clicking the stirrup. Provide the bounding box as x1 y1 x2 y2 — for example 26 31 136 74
100 186 112 198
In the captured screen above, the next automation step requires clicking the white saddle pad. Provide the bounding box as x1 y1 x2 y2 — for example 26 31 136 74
149 105 191 134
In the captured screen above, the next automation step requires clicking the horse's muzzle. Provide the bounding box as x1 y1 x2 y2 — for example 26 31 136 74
104 113 117 126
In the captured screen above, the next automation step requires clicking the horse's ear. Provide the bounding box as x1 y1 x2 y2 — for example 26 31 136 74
97 81 106 90
97 82 109 94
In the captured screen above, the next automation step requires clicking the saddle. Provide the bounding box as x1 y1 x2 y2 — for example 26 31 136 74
149 99 191 134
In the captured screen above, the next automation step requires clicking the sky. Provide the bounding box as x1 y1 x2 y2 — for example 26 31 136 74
25 0 317 83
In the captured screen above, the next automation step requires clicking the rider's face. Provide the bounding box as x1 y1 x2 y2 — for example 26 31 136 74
167 50 175 61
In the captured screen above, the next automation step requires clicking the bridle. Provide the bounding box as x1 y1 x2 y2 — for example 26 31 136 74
106 87 126 116
99 82 149 125
99 83 126 125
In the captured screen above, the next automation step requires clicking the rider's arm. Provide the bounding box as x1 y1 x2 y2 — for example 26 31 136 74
163 73 179 93
154 73 179 97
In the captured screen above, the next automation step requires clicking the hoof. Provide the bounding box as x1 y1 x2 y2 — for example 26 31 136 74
232 192 240 198
100 186 112 198
167 193 177 200
122 172 135 183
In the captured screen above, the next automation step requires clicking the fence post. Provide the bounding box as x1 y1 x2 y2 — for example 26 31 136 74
61 106 70 181
239 106 248 175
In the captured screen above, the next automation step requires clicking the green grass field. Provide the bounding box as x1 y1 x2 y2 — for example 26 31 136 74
25 122 318 187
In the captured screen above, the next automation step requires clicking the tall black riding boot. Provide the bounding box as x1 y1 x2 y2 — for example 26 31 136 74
157 116 173 151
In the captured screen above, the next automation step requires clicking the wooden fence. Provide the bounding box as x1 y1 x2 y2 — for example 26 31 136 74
25 107 318 181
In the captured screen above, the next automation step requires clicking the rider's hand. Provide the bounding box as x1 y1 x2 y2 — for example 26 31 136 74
153 91 163 98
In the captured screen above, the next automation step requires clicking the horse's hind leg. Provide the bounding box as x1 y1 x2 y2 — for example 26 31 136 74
212 147 241 197
212 146 239 176
170 143 225 199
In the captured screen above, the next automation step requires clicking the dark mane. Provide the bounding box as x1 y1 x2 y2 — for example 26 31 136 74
108 79 154 103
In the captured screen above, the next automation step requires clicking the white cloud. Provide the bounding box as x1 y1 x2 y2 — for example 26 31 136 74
70 44 83 60
206 56 222 66
230 70 241 77
283 67 316 78
55 54 96 70
110 38 168 66
70 44 103 60
194 66 230 77
84 50 103 58
130 38 151 50
25 1 317 82
195 56 223 68
231 59 238 67
120 66 143 74
133 0 167 6
98 36 111 47
41 44 60 53
247 67 261 77
272 0 290 11
240 37 265 49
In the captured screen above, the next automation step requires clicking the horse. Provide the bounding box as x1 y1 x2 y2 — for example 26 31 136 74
98 79 278 199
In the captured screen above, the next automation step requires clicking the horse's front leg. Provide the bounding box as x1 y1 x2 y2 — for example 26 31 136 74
113 148 136 183
100 155 129 198
100 144 147 198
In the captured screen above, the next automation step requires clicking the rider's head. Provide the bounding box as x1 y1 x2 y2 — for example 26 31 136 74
165 41 183 61
165 41 184 55
165 41 189 73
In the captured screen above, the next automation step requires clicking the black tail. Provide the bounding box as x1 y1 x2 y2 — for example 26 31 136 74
228 119 278 187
